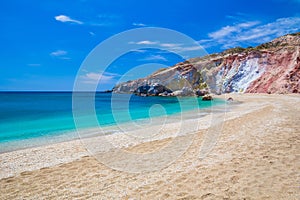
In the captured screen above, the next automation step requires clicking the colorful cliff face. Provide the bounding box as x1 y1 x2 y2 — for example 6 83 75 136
113 33 300 95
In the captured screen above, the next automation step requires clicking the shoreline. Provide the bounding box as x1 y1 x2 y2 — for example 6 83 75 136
0 94 270 177
1 93 299 199
0 97 229 178
0 94 296 174
0 96 225 154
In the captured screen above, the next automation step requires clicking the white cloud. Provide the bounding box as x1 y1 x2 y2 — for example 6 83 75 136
54 13 123 27
130 41 202 53
174 46 203 52
160 43 181 48
200 17 300 49
132 41 177 46
132 22 147 27
141 55 168 62
130 49 147 53
50 50 68 57
208 21 260 40
159 43 203 53
80 72 120 84
136 40 158 45
50 50 71 60
55 15 83 24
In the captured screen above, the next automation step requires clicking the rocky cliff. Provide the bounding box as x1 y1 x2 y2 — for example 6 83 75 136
113 32 300 95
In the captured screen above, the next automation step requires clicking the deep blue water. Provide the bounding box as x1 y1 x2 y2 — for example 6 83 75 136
0 92 224 151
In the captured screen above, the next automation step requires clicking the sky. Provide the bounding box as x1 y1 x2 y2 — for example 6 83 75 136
0 0 300 91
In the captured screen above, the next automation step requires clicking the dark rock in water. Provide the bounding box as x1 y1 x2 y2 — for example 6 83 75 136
202 94 213 101
159 91 172 96
134 84 173 96
140 93 148 97
227 97 234 101
136 85 151 95
148 84 172 96
195 89 209 97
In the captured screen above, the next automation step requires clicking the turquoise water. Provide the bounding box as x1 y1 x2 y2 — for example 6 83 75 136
0 92 224 152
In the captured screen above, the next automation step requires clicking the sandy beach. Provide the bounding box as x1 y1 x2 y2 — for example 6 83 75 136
1 94 299 199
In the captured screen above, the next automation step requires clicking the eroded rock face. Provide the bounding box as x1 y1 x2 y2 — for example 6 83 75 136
171 87 194 97
202 95 213 101
134 84 172 96
195 89 209 97
113 33 300 95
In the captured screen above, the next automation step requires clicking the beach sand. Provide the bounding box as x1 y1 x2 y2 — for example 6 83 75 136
0 94 299 199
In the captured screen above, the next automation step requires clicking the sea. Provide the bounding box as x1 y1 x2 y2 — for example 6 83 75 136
0 92 224 152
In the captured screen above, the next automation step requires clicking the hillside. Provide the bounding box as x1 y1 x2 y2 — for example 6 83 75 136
113 32 300 95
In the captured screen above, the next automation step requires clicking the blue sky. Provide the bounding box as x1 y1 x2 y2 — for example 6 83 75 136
0 0 300 91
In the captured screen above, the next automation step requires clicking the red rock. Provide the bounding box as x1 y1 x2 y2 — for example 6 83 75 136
113 33 300 95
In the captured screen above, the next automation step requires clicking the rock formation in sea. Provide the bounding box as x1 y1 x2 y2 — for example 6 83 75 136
113 32 300 95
